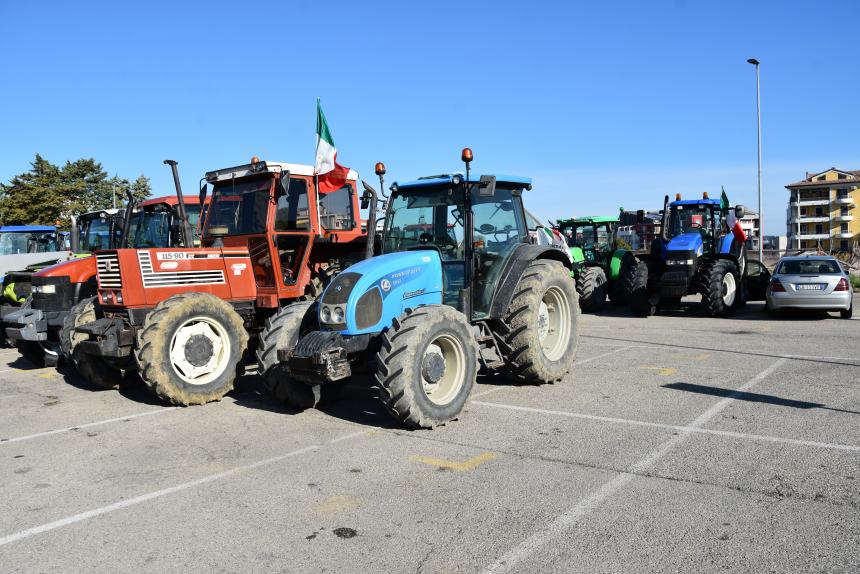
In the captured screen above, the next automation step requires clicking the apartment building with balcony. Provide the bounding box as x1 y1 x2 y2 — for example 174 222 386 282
785 168 859 251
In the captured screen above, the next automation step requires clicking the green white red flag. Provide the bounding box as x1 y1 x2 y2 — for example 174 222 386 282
720 187 747 243
315 100 350 193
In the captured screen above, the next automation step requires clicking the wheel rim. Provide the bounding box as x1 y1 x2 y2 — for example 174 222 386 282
722 272 737 307
538 286 571 361
169 316 231 386
420 334 466 406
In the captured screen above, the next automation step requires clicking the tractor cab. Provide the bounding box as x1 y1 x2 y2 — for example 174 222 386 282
665 198 722 258
127 196 205 249
382 172 531 318
77 209 124 253
200 159 366 305
556 216 618 265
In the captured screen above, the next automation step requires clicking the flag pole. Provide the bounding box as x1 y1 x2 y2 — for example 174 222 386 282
314 98 324 237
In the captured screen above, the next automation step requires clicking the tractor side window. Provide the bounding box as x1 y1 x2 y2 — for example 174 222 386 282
318 184 354 231
275 178 310 231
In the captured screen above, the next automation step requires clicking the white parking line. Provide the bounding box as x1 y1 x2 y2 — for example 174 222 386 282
0 429 371 547
481 358 787 574
473 401 860 453
0 408 181 445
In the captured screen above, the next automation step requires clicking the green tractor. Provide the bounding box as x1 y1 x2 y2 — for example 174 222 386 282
554 215 637 311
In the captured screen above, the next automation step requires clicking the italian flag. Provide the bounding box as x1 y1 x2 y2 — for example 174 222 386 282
720 187 747 243
315 100 350 193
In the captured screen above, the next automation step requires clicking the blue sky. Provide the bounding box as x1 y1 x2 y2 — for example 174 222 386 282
1 0 858 234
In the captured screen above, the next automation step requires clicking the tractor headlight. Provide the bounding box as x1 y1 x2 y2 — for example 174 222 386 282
332 306 345 323
32 284 56 294
320 306 331 322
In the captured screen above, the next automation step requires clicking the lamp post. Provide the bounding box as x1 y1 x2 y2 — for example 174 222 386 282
747 58 762 261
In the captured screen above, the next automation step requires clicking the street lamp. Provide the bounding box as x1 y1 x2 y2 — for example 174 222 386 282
747 58 762 261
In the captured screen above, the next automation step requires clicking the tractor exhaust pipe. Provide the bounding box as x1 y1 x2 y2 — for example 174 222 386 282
120 189 135 248
164 159 195 248
360 180 378 260
70 215 80 254
660 194 670 242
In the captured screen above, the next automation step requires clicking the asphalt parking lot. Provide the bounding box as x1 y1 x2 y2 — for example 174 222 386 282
1 297 858 573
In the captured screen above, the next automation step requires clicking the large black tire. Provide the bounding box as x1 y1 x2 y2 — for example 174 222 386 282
625 260 656 316
576 266 607 312
62 297 121 389
135 293 248 405
495 259 580 384
15 341 45 368
608 253 635 305
375 305 478 429
699 259 740 318
257 301 329 409
301 264 340 301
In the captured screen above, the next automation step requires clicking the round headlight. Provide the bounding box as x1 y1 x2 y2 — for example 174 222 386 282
320 306 331 322
332 306 345 323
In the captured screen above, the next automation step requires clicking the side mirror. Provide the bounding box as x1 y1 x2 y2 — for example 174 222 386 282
636 210 645 224
735 204 746 219
199 183 208 205
478 175 496 197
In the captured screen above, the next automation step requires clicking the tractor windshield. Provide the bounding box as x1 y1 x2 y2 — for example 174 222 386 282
80 216 115 252
668 204 716 238
205 177 271 236
130 204 202 248
383 188 465 260
0 231 58 255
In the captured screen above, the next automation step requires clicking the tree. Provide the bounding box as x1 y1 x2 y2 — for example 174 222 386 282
0 154 151 226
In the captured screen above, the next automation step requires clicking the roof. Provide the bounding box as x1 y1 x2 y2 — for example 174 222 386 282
393 173 532 191
785 168 860 189
79 208 123 219
139 195 203 207
0 225 56 232
670 199 721 206
205 160 359 183
776 255 840 262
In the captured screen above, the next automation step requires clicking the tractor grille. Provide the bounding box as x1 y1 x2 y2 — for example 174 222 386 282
138 252 226 288
96 253 123 288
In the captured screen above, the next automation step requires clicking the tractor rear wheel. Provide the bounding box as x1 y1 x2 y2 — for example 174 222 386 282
257 301 330 409
625 261 656 316
576 266 607 312
496 259 580 384
301 264 340 301
135 293 248 405
375 305 477 429
63 296 120 389
699 259 740 317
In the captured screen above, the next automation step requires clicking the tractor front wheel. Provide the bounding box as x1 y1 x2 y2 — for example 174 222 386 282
257 301 331 409
62 296 121 389
576 266 607 312
625 261 657 316
135 293 248 405
496 259 580 384
700 259 740 318
375 305 477 429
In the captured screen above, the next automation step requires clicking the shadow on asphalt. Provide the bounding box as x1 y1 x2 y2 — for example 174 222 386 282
586 301 846 322
663 382 860 415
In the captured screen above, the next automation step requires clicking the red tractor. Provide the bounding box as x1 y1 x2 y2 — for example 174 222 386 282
3 193 206 367
71 158 370 405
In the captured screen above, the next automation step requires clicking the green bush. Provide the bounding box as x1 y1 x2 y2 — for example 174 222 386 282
850 274 860 291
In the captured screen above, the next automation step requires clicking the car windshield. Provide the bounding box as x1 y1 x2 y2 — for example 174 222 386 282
668 204 715 238
777 259 842 275
80 216 114 252
205 177 271 236
0 231 58 255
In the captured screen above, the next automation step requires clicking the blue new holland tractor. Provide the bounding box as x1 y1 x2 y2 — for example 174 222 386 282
257 150 581 428
627 193 748 317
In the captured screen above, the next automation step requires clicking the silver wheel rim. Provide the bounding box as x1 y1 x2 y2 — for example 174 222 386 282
722 272 737 307
421 334 466 406
169 316 231 386
538 286 571 361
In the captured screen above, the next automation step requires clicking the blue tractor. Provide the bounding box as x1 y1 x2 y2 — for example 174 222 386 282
257 150 581 428
627 193 749 317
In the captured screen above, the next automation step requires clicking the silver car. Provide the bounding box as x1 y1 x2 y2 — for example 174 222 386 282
766 255 853 318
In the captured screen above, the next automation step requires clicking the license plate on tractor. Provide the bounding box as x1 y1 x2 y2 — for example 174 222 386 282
796 283 824 290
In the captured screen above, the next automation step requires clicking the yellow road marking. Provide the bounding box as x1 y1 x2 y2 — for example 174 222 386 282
411 452 497 471
317 495 357 513
38 372 56 379
639 365 678 377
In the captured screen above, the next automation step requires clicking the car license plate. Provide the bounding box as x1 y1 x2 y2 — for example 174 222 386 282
796 283 823 290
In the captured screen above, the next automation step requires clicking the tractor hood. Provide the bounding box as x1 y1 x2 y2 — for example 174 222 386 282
667 232 704 255
319 250 444 336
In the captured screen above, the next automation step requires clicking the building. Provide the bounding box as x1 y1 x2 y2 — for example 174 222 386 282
738 210 761 252
785 168 859 251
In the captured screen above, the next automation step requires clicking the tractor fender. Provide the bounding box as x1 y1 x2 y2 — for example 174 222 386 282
489 244 572 320
569 246 585 264
609 249 634 281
